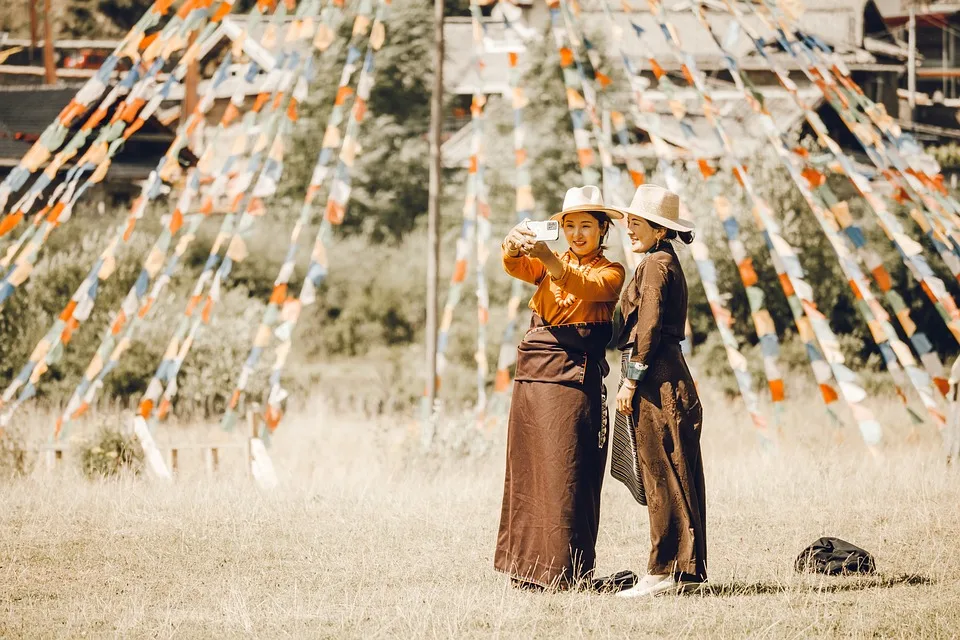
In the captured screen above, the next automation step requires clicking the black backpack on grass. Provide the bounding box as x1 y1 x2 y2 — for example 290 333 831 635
795 537 876 575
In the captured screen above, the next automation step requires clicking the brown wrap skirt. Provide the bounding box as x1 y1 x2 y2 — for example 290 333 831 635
494 316 612 589
628 342 706 579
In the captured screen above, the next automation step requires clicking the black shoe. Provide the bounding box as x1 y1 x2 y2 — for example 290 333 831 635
590 570 639 593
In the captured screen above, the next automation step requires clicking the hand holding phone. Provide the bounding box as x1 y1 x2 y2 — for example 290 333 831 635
525 220 560 242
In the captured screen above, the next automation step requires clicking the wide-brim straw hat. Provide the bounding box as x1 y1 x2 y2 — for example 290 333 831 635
549 185 624 223
617 184 694 232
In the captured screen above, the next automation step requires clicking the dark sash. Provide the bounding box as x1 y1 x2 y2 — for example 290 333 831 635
514 314 612 385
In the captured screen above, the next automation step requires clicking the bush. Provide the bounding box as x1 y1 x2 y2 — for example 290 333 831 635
0 426 34 478
80 426 144 479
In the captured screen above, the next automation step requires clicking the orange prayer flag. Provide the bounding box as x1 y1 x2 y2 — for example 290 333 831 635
494 369 511 393
169 208 184 234
0 210 24 237
201 297 214 324
801 166 825 188
111 309 127 335
649 58 665 79
934 377 950 396
738 258 758 287
353 98 367 122
697 159 716 179
769 379 785 402
576 148 594 168
819 383 839 404
453 259 468 283
326 200 346 224
252 93 270 113
335 86 354 106
778 272 795 297
70 401 90 420
269 284 288 305
59 300 78 322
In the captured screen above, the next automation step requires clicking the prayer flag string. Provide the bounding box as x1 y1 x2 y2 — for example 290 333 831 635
746 2 960 347
0 1 234 307
548 2 599 187
726 0 950 393
698 2 945 431
0 0 179 213
471 2 493 429
602 0 787 417
646 0 883 449
257 0 390 438
553 0 636 267
220 0 373 432
430 10 485 411
570 0 771 438
134 0 322 430
763 1 960 239
0 0 280 430
628 0 847 421
492 46 535 402
52 3 319 440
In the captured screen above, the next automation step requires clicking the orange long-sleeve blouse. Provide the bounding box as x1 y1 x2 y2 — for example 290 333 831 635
502 246 625 326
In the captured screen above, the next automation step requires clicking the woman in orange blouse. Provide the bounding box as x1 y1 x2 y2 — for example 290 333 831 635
493 186 625 590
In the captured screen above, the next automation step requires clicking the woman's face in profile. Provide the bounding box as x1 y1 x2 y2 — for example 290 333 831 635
626 214 660 254
561 212 605 257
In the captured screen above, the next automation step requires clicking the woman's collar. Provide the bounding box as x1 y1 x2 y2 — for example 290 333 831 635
567 246 603 264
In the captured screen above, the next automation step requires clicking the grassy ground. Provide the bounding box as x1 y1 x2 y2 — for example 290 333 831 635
1 380 959 638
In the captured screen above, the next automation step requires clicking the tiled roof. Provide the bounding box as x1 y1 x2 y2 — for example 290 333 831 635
443 0 903 95
0 85 78 135
440 82 823 168
0 85 78 163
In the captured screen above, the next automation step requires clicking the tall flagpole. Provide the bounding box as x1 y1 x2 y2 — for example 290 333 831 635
424 0 444 446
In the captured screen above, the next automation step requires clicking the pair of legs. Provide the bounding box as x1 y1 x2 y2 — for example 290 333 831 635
630 354 707 589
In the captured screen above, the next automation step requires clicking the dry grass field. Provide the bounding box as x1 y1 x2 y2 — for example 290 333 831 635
1 379 959 638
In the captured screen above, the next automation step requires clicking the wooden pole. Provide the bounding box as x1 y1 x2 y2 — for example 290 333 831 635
42 0 55 85
28 0 38 64
908 6 917 116
183 30 200 134
424 0 444 439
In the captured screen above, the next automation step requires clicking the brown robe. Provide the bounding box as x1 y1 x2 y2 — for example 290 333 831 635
613 243 707 580
494 314 612 588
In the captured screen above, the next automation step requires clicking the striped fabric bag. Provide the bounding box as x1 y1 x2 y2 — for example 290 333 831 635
610 349 646 506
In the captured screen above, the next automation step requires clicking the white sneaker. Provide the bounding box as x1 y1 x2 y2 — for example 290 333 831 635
616 573 702 598
616 573 674 598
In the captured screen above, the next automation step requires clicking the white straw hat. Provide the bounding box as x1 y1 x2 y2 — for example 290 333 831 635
549 185 624 222
617 184 694 232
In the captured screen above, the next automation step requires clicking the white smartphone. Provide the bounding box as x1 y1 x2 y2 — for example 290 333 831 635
525 220 560 242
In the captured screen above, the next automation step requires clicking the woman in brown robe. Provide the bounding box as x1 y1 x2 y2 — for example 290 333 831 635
611 185 706 598
494 186 625 590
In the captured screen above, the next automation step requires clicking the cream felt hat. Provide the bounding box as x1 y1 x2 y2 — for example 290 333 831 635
549 185 624 223
618 184 694 232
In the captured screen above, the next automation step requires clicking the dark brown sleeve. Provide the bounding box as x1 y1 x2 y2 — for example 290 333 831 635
627 260 669 381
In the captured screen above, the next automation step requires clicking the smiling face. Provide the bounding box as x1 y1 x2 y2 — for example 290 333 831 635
625 213 664 254
561 212 606 258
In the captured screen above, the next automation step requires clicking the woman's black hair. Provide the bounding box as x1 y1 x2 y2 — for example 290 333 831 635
648 220 695 246
585 211 611 250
